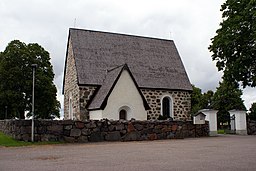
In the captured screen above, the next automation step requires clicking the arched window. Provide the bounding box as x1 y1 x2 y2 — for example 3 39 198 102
163 97 170 118
119 109 127 120
161 96 173 118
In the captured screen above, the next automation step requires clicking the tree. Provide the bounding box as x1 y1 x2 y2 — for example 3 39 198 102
0 40 60 119
191 85 215 115
212 80 246 126
209 0 256 87
201 90 215 109
191 85 203 115
249 103 256 120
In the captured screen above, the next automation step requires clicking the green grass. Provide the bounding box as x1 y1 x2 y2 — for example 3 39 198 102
0 132 62 147
217 129 226 134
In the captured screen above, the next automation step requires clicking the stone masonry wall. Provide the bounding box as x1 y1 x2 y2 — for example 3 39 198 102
79 86 97 120
247 120 256 135
0 119 208 142
64 41 97 121
141 89 191 120
64 41 80 120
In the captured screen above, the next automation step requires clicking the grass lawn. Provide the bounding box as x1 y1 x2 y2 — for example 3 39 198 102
217 129 226 134
0 132 61 147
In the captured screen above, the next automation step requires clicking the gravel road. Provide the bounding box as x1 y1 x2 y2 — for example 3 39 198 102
0 135 255 171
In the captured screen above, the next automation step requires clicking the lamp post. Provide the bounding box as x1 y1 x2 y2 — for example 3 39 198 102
31 64 37 142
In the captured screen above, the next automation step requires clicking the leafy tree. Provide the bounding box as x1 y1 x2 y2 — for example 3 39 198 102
201 90 215 109
212 80 246 127
0 40 60 119
209 0 256 87
191 85 215 115
191 85 203 115
249 103 256 120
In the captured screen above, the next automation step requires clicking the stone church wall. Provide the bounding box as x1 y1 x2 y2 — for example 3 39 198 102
79 86 97 120
63 41 80 120
141 89 191 120
63 42 97 121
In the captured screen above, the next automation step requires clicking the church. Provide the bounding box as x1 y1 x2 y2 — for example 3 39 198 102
62 28 192 121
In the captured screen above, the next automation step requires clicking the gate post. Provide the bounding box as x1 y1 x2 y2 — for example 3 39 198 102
199 109 218 136
229 110 247 135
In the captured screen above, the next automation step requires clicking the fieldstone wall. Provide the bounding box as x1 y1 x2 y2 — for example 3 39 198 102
0 119 208 142
79 86 97 120
64 41 80 120
63 41 98 121
247 120 256 135
141 89 191 120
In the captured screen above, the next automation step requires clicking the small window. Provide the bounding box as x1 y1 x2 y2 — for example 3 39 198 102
119 109 127 120
161 96 173 118
163 97 170 118
69 92 73 120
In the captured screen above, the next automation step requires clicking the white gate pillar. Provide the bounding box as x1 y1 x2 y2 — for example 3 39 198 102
199 109 218 136
229 110 247 135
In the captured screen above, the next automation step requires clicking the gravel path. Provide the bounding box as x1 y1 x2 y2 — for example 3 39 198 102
0 135 255 171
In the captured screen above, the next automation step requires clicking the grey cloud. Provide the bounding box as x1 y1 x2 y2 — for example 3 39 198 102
0 0 254 113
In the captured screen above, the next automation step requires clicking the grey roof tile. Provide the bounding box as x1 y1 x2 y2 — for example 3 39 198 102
68 28 192 91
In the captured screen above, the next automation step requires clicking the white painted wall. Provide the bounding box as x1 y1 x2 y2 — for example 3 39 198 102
229 110 247 135
102 70 147 120
200 109 218 136
90 110 103 120
193 113 206 124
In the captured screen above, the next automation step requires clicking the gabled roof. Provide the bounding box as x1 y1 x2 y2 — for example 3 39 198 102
64 28 192 91
194 112 206 117
87 64 150 110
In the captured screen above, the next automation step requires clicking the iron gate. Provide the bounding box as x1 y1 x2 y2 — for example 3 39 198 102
230 114 236 134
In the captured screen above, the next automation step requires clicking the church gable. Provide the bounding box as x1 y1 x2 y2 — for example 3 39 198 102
87 64 149 111
89 65 148 120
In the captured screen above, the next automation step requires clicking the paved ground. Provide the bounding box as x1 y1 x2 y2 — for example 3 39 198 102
0 135 256 171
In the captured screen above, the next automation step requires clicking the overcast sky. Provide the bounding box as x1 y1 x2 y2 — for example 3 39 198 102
0 0 255 115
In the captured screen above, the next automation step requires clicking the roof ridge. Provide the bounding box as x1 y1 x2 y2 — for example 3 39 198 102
66 28 192 91
69 28 173 42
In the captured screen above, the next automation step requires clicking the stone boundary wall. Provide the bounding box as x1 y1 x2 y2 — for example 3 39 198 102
0 119 209 142
247 120 256 135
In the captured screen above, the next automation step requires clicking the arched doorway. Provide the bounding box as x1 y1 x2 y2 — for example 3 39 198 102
118 106 131 120
119 109 127 120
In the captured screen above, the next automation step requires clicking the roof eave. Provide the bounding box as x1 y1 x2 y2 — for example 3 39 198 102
62 29 72 95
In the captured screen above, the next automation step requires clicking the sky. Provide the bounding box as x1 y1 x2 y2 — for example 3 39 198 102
0 0 255 115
